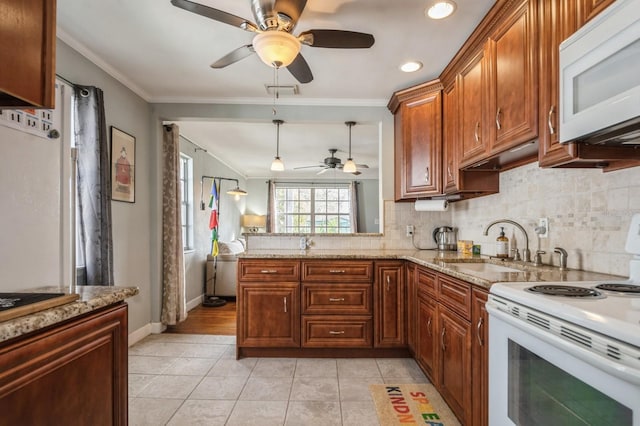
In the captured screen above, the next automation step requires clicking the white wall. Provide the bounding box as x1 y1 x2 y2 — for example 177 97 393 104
56 39 153 334
179 136 245 304
0 83 71 290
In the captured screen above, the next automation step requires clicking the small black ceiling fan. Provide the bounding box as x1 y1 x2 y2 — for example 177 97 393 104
294 149 369 175
170 0 375 84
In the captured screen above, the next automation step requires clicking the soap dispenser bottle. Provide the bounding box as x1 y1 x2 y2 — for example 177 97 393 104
496 226 509 258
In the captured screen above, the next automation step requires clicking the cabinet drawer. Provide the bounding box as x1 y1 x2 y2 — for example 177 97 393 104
301 316 372 348
302 283 372 315
417 266 437 298
302 261 373 282
238 260 300 282
438 276 471 320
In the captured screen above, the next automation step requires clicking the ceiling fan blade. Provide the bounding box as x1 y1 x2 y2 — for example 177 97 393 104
275 0 307 27
299 29 375 48
356 164 369 169
317 168 330 175
293 164 323 169
171 0 258 32
351 171 362 176
210 45 255 68
287 53 313 83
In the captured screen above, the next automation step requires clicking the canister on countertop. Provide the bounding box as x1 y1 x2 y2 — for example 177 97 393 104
457 240 474 255
496 227 509 258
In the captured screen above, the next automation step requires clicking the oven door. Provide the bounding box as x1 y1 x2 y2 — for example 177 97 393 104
488 305 640 426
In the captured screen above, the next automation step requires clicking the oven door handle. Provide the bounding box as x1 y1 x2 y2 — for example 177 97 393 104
486 301 640 386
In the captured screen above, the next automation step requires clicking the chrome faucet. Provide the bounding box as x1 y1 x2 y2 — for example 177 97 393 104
483 219 531 263
554 247 568 270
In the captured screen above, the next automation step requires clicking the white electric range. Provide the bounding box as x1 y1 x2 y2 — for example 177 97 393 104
487 214 640 425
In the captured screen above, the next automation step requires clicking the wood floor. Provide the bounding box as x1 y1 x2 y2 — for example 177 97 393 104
166 300 236 335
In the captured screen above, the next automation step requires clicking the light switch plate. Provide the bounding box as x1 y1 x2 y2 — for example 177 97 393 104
538 218 549 238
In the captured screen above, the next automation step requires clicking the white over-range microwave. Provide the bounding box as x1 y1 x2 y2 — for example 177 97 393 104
559 0 640 145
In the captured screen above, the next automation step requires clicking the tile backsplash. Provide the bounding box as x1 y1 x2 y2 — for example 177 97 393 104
247 162 639 277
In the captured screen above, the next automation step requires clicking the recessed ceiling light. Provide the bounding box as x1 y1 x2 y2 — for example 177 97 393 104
400 61 423 73
426 0 457 20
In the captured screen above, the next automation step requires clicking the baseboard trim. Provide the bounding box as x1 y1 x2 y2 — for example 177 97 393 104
128 322 167 346
187 294 203 311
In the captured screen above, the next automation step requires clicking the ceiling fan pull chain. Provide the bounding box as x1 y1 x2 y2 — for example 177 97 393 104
272 66 277 115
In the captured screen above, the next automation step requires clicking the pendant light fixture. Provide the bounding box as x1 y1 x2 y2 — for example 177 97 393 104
270 119 285 171
343 121 357 173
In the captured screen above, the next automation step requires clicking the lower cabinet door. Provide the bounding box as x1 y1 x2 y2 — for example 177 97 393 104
438 304 472 425
302 315 372 348
237 283 300 347
417 294 438 384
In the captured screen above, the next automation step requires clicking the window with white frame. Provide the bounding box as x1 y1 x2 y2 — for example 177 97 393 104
179 154 194 250
273 183 353 233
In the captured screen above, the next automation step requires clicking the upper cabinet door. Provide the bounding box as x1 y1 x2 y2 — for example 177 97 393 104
394 88 443 200
0 0 56 108
458 50 487 167
486 0 538 154
579 0 616 25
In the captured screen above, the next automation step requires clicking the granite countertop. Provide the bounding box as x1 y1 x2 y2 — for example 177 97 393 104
239 249 623 289
0 285 139 343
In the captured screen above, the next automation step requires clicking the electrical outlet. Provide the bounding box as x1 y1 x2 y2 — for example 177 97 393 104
406 225 414 237
538 217 549 238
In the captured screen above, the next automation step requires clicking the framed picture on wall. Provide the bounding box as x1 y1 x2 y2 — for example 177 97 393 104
110 126 136 203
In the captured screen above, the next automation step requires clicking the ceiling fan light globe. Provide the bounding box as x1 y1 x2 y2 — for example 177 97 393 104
343 159 357 173
271 156 285 171
253 31 301 68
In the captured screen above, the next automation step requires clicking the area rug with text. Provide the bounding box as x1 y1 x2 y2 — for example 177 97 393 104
369 383 460 425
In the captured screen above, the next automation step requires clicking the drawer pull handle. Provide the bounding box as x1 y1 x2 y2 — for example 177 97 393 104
329 331 345 335
260 270 278 274
329 298 345 302
283 297 287 313
427 317 432 337
477 317 484 347
474 121 480 142
548 105 555 135
425 166 430 183
329 270 346 274
386 275 391 291
441 327 446 352
495 107 502 130
447 164 453 179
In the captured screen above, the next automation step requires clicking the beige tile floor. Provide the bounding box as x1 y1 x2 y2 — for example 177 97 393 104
128 333 429 425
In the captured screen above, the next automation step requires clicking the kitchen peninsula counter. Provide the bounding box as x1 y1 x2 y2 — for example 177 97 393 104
239 249 622 288
0 285 139 343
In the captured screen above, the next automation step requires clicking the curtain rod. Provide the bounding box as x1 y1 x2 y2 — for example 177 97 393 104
267 180 359 185
56 74 78 88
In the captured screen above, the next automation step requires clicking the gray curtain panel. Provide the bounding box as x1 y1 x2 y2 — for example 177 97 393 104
74 85 114 286
161 124 187 325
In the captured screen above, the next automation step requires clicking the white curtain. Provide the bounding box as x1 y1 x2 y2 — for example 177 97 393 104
350 181 359 233
160 124 187 325
74 85 114 285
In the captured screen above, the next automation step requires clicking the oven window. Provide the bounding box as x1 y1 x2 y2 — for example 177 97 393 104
507 339 632 425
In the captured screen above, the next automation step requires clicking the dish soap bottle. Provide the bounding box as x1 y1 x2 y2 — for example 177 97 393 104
496 227 509 258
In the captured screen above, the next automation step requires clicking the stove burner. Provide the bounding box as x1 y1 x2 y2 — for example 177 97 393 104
526 285 604 298
594 283 640 294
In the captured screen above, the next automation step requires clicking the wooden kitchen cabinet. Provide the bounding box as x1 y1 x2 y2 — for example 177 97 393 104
406 262 417 355
438 304 472 426
0 0 56 108
579 0 616 24
458 50 488 167
417 293 438 384
389 80 443 200
471 288 489 426
486 0 538 155
237 282 300 348
0 303 128 425
374 261 406 348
